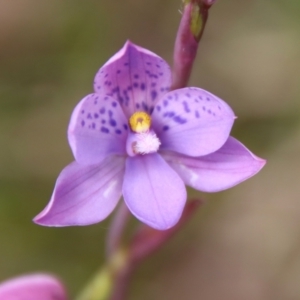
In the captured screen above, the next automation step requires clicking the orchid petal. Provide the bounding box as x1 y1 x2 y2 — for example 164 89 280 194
162 137 266 192
34 156 125 226
68 93 128 165
94 41 171 117
123 153 186 230
151 87 235 156
0 274 67 300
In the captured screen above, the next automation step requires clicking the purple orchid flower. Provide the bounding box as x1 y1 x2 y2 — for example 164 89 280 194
0 274 67 300
34 41 265 230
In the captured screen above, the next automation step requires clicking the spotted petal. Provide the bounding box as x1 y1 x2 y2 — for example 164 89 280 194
0 274 67 300
123 153 187 230
68 93 128 165
34 155 125 226
151 87 235 156
162 137 266 192
94 41 171 117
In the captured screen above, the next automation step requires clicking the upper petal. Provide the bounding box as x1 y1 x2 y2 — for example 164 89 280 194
0 274 67 300
94 41 171 117
151 87 235 156
68 93 128 165
162 136 266 192
34 155 125 226
123 153 187 230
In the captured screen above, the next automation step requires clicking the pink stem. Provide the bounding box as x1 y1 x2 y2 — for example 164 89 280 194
106 202 130 258
171 0 215 90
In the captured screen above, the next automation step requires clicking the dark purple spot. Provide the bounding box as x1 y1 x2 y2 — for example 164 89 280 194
151 90 157 101
142 102 149 112
112 87 120 94
218 105 221 110
146 62 152 65
112 102 117 107
101 127 109 133
127 86 132 91
94 113 99 118
183 101 191 113
81 110 85 114
118 96 124 104
87 113 92 119
136 103 140 109
202 106 206 111
159 72 163 76
156 64 160 68
117 69 121 74
163 125 169 131
206 97 211 101
104 73 108 78
123 124 128 130
156 105 161 111
149 106 154 114
124 62 129 66
168 95 173 100
108 110 113 117
97 86 101 90
100 107 105 114
109 119 117 127
140 83 146 90
151 82 157 87
163 111 175 118
134 74 139 79
198 95 203 100
133 82 139 88
185 93 191 98
151 74 158 79
104 96 109 100
91 123 96 129
207 109 212 114
101 120 106 124
173 115 187 124
163 100 168 107
81 120 85 127
195 110 200 118
115 129 122 135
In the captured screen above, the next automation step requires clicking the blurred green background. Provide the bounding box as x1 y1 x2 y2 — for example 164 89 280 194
0 0 300 299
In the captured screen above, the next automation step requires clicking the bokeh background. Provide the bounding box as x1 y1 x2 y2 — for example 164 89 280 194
0 1 300 299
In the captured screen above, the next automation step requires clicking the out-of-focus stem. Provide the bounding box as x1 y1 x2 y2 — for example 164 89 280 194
106 202 130 258
75 200 202 300
171 0 216 90
75 248 129 300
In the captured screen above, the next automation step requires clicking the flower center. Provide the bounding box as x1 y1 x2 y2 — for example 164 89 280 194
129 111 151 133
127 111 161 156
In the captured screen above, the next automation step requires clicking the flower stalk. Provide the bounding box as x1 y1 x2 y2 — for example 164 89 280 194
172 0 216 90
106 202 130 258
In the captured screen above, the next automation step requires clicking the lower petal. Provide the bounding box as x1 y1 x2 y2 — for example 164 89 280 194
123 153 187 230
162 137 266 192
34 155 125 226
